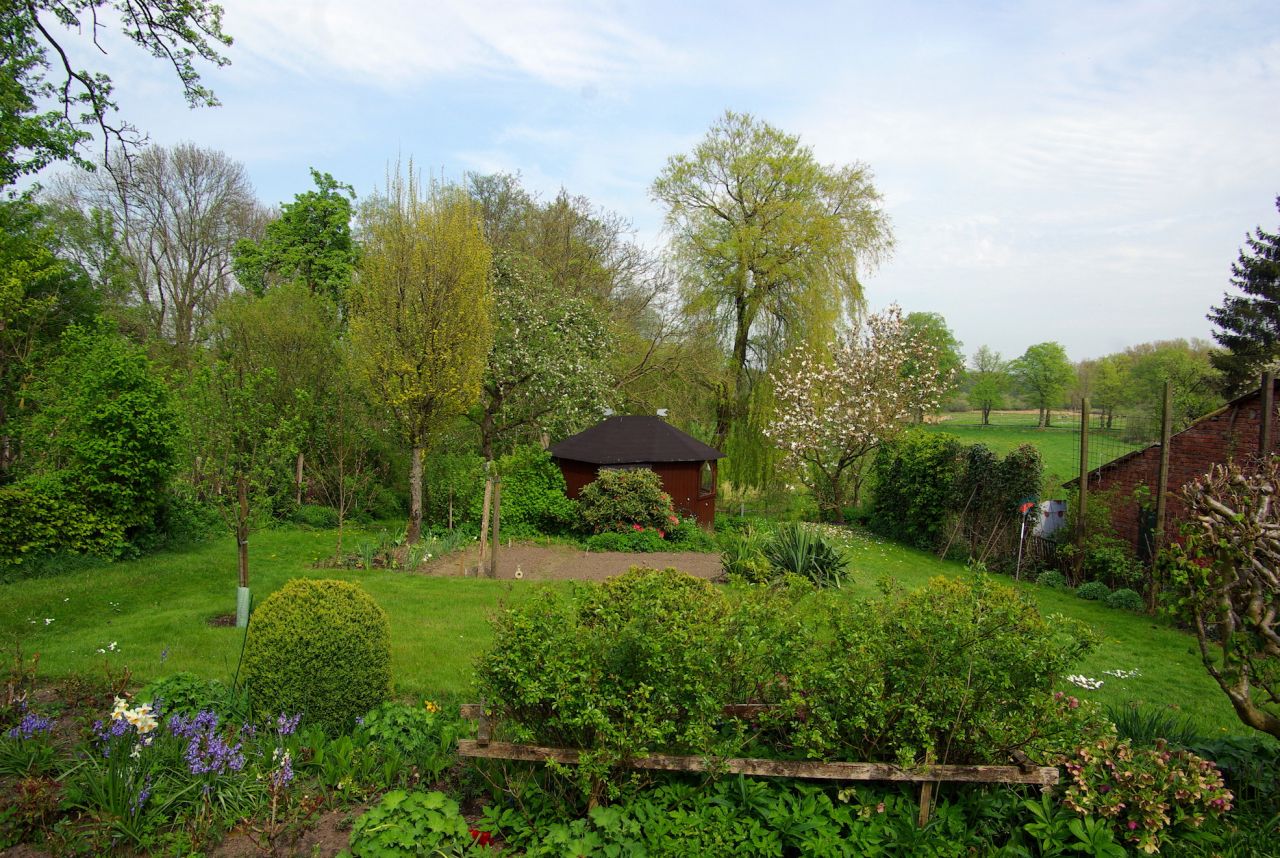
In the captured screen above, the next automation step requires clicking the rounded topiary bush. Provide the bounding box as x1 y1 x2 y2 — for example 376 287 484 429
577 468 677 533
1076 580 1111 601
243 578 391 734
1104 587 1145 612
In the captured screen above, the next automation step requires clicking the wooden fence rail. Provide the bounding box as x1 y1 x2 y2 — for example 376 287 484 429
456 704 1059 825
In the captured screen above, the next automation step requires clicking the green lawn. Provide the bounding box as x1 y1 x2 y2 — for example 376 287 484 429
0 524 1251 738
923 411 1147 491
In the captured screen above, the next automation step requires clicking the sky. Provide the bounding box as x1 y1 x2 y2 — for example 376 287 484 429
45 0 1280 362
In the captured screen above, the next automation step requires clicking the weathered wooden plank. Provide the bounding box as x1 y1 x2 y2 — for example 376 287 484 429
455 740 1058 786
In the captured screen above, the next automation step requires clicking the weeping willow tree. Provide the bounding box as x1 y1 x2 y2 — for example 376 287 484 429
652 110 893 462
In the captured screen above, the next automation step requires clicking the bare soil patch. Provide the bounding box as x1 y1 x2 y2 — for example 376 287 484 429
411 542 722 583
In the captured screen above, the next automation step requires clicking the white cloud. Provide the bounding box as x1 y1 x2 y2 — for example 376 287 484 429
219 0 683 89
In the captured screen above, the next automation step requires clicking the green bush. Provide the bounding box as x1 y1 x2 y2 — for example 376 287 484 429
577 468 677 534
1075 580 1111 601
1104 587 1145 612
868 430 964 549
475 568 762 799
664 517 716 551
584 529 666 552
763 522 850 587
491 445 578 537
22 320 177 537
291 504 339 529
783 574 1103 766
347 790 474 857
242 579 391 734
0 486 127 576
1036 569 1069 591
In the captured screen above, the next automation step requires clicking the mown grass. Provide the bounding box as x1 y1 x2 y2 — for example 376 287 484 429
923 410 1146 491
0 523 1253 739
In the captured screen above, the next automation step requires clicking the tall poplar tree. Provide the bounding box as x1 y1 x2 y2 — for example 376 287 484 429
349 166 493 543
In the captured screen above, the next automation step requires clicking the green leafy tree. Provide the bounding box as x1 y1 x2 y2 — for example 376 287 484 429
21 318 176 536
472 253 611 460
1089 354 1129 429
968 345 1009 425
0 197 97 474
0 0 230 186
232 169 359 305
652 110 893 451
349 165 493 543
1125 339 1222 430
902 311 963 419
1014 342 1074 427
1208 197 1280 395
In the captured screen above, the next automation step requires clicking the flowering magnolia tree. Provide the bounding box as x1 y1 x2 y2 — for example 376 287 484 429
767 305 955 522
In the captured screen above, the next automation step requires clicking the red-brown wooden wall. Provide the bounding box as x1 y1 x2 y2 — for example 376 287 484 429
555 458 718 528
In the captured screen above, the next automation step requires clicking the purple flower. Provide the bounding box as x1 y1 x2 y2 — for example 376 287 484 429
275 713 301 737
185 728 245 775
131 776 152 814
7 711 54 740
168 710 219 740
269 749 294 789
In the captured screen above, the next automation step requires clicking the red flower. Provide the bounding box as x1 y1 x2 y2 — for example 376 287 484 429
632 523 643 531
470 828 493 846
658 530 665 538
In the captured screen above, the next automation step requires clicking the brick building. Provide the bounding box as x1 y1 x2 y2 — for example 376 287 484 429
1076 379 1277 556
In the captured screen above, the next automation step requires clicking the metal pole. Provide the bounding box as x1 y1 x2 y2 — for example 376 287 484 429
1077 398 1089 535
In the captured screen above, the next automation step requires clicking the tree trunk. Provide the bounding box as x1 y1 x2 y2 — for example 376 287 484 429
408 445 423 543
236 472 250 589
981 405 991 425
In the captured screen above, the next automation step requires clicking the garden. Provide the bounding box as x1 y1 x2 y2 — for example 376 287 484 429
3 453 1278 856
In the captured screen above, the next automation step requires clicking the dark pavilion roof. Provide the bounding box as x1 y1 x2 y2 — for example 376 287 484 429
550 415 725 465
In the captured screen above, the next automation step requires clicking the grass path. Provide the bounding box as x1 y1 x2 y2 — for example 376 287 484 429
1 525 1251 737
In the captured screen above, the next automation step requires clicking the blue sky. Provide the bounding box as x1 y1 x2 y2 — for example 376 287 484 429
58 0 1280 362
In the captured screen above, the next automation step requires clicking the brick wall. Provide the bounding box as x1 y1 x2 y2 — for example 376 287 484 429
1088 386 1276 550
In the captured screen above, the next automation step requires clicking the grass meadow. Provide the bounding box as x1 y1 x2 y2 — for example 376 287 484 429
1 522 1250 739
923 410 1148 491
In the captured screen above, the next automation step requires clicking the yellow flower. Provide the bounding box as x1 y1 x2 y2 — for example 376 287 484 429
423 700 440 714
111 697 130 721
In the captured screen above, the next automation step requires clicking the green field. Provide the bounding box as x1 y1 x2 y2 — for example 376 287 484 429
0 524 1251 738
922 410 1148 491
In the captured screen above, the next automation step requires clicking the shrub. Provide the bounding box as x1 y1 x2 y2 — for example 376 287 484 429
763 523 850 587
344 790 474 857
0 486 127 576
577 468 677 534
1036 569 1069 591
291 504 339 529
491 445 578 537
475 568 750 799
584 529 666 553
1063 737 1232 854
1075 580 1111 601
1104 588 1144 612
242 579 391 734
868 430 964 549
783 574 1103 766
664 517 716 551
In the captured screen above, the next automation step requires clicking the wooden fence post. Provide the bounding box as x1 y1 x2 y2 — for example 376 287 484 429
478 464 492 577
1150 381 1173 613
490 477 501 579
1076 399 1089 582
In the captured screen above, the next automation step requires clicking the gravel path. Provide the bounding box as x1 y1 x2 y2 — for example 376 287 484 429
414 542 722 582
